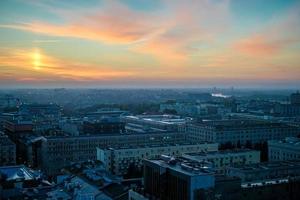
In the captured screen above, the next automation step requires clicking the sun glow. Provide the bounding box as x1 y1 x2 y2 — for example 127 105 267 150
33 49 41 70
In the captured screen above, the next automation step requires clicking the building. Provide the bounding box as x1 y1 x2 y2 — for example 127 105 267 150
268 137 300 161
182 149 260 173
39 131 186 175
83 118 125 134
159 102 202 116
226 160 300 182
18 103 61 133
187 119 299 146
291 91 300 105
273 103 300 117
97 142 218 175
143 156 215 200
0 165 52 199
0 132 16 166
122 114 189 132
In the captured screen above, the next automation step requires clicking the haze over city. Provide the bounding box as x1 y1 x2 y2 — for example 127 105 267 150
0 0 300 88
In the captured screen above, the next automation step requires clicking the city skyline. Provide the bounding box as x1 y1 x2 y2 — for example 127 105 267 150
0 0 300 88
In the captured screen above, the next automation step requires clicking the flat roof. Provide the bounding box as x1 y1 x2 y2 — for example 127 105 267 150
98 142 217 150
184 149 259 158
145 157 214 177
229 160 300 172
191 119 291 129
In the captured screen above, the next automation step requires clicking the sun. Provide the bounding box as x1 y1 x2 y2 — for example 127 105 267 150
32 49 41 70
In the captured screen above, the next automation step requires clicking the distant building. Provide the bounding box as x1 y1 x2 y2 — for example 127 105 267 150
291 91 300 105
83 119 125 134
97 142 218 175
160 102 202 116
122 114 189 132
18 103 61 133
0 132 16 166
187 119 299 146
268 137 300 161
182 149 260 173
84 108 128 120
274 103 300 117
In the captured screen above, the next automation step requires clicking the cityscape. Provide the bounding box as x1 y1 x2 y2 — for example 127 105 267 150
1 1 300 200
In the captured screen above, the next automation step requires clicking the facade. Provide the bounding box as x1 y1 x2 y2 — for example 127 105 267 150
226 160 300 182
0 132 16 166
40 131 186 175
187 119 299 146
183 149 260 173
273 103 300 117
268 137 300 161
97 142 218 175
143 156 215 200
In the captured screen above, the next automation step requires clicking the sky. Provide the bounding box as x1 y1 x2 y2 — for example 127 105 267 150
0 0 300 88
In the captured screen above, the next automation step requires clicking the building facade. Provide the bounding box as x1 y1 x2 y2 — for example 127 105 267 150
97 142 218 175
187 119 299 146
40 131 186 175
143 156 215 200
183 149 260 173
268 137 300 161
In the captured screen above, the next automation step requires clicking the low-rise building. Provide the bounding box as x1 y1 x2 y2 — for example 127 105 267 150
97 142 218 175
183 149 260 173
40 131 186 175
187 119 299 146
226 160 300 182
268 137 300 161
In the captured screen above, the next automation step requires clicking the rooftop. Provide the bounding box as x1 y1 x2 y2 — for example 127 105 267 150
229 160 300 172
269 137 300 148
145 155 215 177
183 149 259 159
191 119 291 129
99 142 216 151
0 165 40 181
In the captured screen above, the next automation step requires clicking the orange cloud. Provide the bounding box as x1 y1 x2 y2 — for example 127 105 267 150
0 0 231 63
0 48 135 82
234 35 296 56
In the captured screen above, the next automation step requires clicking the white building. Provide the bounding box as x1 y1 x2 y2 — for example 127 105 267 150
97 142 218 175
187 120 299 146
183 149 260 173
268 137 300 161
40 131 186 175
